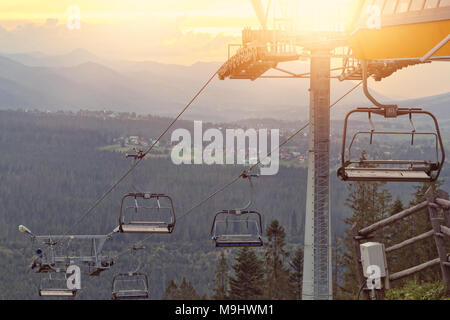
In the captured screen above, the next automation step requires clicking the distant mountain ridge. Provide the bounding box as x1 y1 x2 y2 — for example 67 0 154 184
4 49 103 68
0 49 448 122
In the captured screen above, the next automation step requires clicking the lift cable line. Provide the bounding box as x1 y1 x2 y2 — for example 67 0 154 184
64 67 361 246
245 80 363 175
59 68 221 239
179 81 362 222
110 80 363 261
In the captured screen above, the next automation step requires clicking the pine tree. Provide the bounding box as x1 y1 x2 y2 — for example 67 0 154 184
333 235 348 299
290 210 298 239
403 182 442 282
339 180 392 298
175 277 201 300
385 197 406 275
288 246 303 300
264 220 291 299
212 252 229 300
163 278 201 300
229 248 264 300
162 279 178 300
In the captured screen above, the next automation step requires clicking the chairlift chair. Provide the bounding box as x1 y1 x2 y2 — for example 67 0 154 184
211 209 264 247
111 272 149 300
118 193 176 234
338 107 445 182
210 173 264 247
111 246 149 300
38 271 77 298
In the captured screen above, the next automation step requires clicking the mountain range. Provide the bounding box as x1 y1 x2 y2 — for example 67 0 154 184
0 49 448 122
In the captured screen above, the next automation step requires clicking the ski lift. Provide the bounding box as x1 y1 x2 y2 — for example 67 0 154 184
38 270 77 298
338 60 445 183
211 173 263 247
111 247 149 300
111 273 149 300
118 193 176 234
338 107 445 182
118 150 176 234
25 234 113 276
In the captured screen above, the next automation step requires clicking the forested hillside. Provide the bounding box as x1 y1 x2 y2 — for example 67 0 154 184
0 109 448 299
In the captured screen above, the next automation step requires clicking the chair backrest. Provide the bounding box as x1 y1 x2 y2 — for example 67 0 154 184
112 273 149 298
119 193 176 227
211 210 263 239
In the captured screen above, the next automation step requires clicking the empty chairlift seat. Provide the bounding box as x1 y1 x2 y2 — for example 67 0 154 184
119 193 176 234
211 210 263 247
39 289 76 298
340 161 440 182
337 107 445 182
38 272 77 298
111 272 149 300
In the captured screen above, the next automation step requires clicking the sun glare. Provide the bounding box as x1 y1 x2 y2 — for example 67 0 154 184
266 0 355 32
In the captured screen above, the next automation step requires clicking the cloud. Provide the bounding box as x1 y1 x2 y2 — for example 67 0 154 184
0 14 240 64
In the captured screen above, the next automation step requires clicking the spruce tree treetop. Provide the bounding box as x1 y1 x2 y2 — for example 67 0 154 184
229 248 264 300
289 246 303 300
162 279 178 300
212 252 229 300
264 220 292 299
176 277 201 300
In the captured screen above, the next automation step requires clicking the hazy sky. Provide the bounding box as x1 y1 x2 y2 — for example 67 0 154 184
0 0 260 63
0 0 354 64
0 0 448 99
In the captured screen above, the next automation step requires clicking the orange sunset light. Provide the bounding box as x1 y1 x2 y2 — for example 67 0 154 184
0 0 355 64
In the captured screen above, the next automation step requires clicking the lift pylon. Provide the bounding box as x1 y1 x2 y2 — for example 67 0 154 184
218 0 346 300
302 48 332 300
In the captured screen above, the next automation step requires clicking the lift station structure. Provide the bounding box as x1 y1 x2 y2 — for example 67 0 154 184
218 0 450 300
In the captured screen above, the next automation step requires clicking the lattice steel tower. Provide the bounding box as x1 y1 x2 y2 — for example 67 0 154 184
302 49 332 300
219 0 352 300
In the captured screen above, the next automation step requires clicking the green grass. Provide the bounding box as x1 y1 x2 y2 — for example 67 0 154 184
98 144 169 156
386 281 449 300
